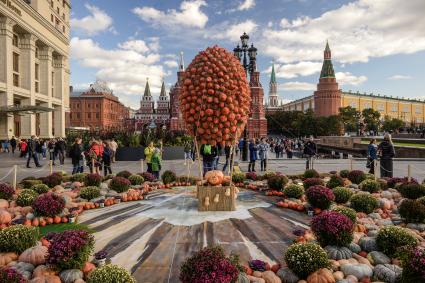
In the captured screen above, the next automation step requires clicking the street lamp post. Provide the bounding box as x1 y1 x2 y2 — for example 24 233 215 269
233 32 257 161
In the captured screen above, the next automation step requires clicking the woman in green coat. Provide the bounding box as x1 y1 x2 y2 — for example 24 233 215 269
151 148 162 179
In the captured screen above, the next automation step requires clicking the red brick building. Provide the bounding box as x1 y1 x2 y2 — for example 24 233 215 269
169 52 187 132
69 80 129 130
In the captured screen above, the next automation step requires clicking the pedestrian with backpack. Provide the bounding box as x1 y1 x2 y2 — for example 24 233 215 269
103 142 113 176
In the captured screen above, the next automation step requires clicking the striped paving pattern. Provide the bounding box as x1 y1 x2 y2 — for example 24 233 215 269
78 188 310 283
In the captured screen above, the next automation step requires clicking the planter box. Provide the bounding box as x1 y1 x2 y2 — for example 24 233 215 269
197 185 236 212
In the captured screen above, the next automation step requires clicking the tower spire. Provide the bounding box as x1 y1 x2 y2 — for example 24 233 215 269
143 78 151 97
270 61 276 84
179 51 185 71
160 80 166 97
320 41 335 78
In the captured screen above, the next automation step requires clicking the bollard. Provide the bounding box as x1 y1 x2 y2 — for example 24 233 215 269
12 165 17 189
350 158 353 171
141 159 144 173
374 160 378 181
49 160 53 174
408 164 412 182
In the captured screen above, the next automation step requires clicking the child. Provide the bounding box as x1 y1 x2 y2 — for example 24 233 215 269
103 142 113 176
151 148 162 180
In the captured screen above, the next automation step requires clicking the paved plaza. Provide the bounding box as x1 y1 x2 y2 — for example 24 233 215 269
1 153 425 183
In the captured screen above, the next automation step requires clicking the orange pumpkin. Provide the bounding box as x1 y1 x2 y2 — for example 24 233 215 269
204 170 224 186
29 275 61 283
0 199 9 209
61 217 68 223
0 210 12 225
18 245 48 266
32 218 39 227
0 252 18 266
46 217 54 225
32 265 57 278
23 219 32 226
39 219 46 227
82 262 96 274
40 238 50 248
53 216 61 224
306 268 335 283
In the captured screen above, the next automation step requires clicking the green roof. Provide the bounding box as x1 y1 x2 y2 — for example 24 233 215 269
143 80 151 97
325 40 330 53
159 81 166 96
270 63 276 84
320 59 335 78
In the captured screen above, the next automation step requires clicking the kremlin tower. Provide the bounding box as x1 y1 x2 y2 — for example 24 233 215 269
169 52 186 132
265 62 280 114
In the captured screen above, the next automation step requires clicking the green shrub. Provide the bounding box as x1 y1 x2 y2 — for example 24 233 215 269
359 179 381 193
399 199 425 223
128 174 144 185
333 187 353 204
397 183 425 199
30 184 49 194
70 173 88 182
21 179 42 189
116 170 132 179
0 183 15 200
303 178 324 189
326 175 345 189
85 173 102 187
284 242 329 278
0 225 38 253
377 178 388 190
79 186 101 201
339 170 350 178
87 264 137 283
332 206 357 224
347 170 367 184
283 184 304 199
376 226 418 257
16 189 39 207
350 193 379 214
109 177 131 193
267 175 289 190
262 171 276 180
232 172 245 183
417 196 425 206
304 169 319 179
161 170 177 185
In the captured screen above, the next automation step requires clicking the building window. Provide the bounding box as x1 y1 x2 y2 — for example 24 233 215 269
62 26 65 33
70 113 72 119
403 106 409 112
35 63 39 93
62 13 65 20
364 102 372 109
35 47 39 58
416 107 422 114
62 0 65 8
391 105 398 112
13 53 19 87
77 113 80 119
349 101 357 108
377 104 384 111
96 103 99 108
57 7 59 14
12 34 19 47
77 103 80 108
51 14 54 22
51 71 54 96
88 113 91 119
96 113 99 118
88 103 90 108
50 0 53 8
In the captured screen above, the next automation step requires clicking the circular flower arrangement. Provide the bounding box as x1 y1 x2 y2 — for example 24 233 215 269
311 210 354 247
303 178 325 189
32 193 65 217
109 177 131 193
0 183 15 200
16 189 39 207
306 185 335 209
0 266 26 283
180 45 250 146
376 226 418 257
85 173 102 187
87 264 136 283
284 242 329 278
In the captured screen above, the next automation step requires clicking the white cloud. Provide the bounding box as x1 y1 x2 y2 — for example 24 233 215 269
70 4 114 36
279 82 316 91
206 20 258 41
261 0 425 64
266 61 322 79
336 72 368 86
70 37 167 109
164 60 178 68
388 75 412 80
132 0 208 29
238 0 255 11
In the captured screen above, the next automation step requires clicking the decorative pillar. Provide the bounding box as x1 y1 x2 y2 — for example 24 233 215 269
39 47 53 137
54 105 65 137
0 17 15 139
53 55 66 137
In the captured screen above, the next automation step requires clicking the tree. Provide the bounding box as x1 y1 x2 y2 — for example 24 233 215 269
362 108 381 132
382 116 404 132
339 106 361 133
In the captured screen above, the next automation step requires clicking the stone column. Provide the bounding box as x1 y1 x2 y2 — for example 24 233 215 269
39 101 52 138
54 105 65 138
19 34 37 138
0 17 15 139
53 55 66 137
38 47 53 138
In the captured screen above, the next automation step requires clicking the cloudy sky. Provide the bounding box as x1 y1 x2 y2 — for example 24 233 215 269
70 0 425 109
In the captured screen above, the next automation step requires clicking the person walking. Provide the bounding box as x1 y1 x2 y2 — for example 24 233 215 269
258 138 269 171
200 143 217 176
274 143 280 158
48 139 56 165
110 139 118 163
222 145 233 173
238 139 244 159
151 148 162 180
41 139 47 159
55 137 66 165
87 140 104 174
103 142 113 176
70 138 84 174
10 136 16 154
144 142 155 173
3 139 10 153
19 139 27 158
183 140 192 165
26 136 41 168
378 134 395 178
304 136 317 170
367 139 378 174
248 139 258 172
36 139 43 160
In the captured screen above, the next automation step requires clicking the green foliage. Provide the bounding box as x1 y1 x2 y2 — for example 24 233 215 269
30 184 50 194
359 179 381 193
347 170 367 184
284 242 329 278
283 184 304 199
85 174 102 187
87 264 137 283
109 177 131 193
332 206 357 224
362 108 381 132
350 192 379 214
70 173 88 183
339 106 361 133
21 179 42 189
333 187 353 204
0 225 38 253
382 115 404 132
417 196 425 207
397 183 425 199
327 175 345 189
161 170 177 185
232 173 245 183
304 169 319 179
376 226 418 257
339 170 350 178
267 174 289 190
399 199 425 223
128 174 144 185
116 170 132 179
79 186 101 201
16 189 39 207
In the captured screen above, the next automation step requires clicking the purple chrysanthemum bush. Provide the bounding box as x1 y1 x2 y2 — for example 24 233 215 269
109 176 131 193
0 266 26 283
0 182 15 200
179 246 239 283
46 230 94 270
32 192 65 217
400 246 425 281
311 210 354 247
85 173 102 186
303 178 324 189
306 185 335 209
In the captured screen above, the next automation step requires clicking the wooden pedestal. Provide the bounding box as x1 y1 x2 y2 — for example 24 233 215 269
197 185 236 211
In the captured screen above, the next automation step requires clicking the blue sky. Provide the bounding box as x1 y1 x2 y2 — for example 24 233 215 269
69 0 425 109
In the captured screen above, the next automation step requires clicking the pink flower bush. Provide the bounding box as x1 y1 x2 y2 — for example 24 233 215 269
303 178 324 189
0 267 26 283
42 172 63 187
246 172 257 181
0 182 15 200
85 173 102 186
32 192 65 217
306 185 335 209
311 210 354 246
110 176 131 193
140 172 155 182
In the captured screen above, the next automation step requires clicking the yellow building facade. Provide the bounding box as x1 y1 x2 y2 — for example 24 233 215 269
0 0 70 139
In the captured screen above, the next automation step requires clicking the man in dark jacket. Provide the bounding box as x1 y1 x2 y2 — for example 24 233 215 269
55 137 66 165
378 133 395 178
303 136 317 169
200 143 217 176
26 136 41 168
10 136 17 154
70 138 84 174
